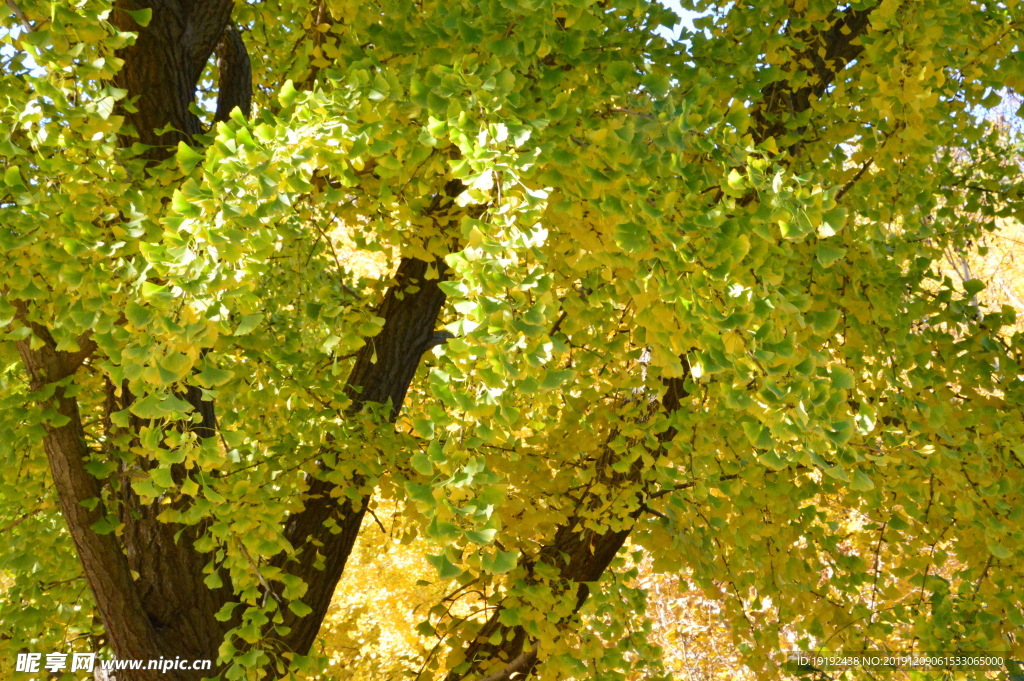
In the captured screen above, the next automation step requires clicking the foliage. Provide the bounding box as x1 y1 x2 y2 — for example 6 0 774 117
2 0 1024 678
313 499 446 681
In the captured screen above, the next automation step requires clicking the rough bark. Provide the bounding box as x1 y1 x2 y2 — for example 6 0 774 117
213 22 253 124
13 0 252 678
750 7 874 149
14 314 203 680
15 337 142 646
444 374 688 681
274 255 452 654
110 0 247 153
16 3 455 656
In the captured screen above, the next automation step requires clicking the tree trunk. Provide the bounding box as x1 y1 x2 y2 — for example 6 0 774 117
13 1 453 678
13 0 465 667
273 256 451 653
7 3 248 678
444 374 688 681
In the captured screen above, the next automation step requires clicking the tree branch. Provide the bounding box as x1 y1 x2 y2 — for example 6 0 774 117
477 645 539 681
0 509 40 533
213 22 252 124
751 7 875 147
181 0 237 80
445 366 690 680
6 0 33 32
274 255 450 653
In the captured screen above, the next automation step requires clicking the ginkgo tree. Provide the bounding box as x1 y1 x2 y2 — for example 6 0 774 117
2 0 1024 678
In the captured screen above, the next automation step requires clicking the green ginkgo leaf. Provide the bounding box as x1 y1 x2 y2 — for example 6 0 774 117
850 469 875 492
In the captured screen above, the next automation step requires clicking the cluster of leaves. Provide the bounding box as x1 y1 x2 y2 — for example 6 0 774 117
2 0 1024 678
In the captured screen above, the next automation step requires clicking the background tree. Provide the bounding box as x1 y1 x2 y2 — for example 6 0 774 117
1 0 1023 679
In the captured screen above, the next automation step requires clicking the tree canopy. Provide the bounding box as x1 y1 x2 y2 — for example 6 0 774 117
1 0 1023 678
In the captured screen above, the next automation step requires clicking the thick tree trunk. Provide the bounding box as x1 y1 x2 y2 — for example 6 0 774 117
13 0 452 678
9 2 248 677
15 317 212 680
109 0 240 153
274 256 451 653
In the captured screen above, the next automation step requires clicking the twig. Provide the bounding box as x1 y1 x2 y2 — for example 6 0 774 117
640 504 669 521
1 509 39 533
6 0 33 31
549 310 568 336
607 107 656 120
236 537 284 608
834 157 874 203
477 644 539 681
867 519 888 622
366 505 387 534
648 474 739 498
